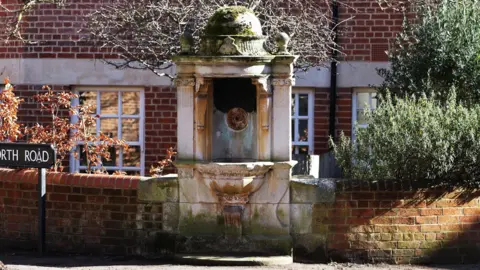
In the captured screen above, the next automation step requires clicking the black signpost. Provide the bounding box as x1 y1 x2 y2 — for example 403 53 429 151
0 143 55 255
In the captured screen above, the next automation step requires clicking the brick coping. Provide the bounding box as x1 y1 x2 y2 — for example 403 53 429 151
0 168 145 189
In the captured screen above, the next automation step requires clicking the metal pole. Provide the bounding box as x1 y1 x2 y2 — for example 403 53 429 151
38 168 46 255
329 0 339 140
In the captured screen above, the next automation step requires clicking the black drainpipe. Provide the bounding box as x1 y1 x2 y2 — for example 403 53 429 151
329 0 339 140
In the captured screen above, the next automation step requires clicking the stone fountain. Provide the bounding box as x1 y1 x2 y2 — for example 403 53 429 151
172 6 297 259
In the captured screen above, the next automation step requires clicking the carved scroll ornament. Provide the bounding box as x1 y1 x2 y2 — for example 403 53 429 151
252 77 271 131
175 77 195 87
271 77 295 86
195 77 211 130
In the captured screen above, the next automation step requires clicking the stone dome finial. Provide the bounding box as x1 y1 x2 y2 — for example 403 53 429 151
204 6 262 37
200 6 270 56
275 32 290 55
180 31 194 55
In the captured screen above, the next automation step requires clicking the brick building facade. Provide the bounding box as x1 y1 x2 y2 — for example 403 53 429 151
0 0 403 175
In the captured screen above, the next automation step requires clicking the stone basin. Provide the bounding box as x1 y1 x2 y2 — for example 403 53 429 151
195 162 274 198
194 162 274 201
195 162 274 177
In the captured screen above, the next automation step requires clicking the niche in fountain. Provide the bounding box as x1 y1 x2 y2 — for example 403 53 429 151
212 78 257 161
173 5 297 257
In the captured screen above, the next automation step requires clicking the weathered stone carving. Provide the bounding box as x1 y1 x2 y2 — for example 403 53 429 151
226 107 248 131
217 192 250 205
218 36 241 55
180 31 194 55
195 162 273 178
199 6 270 56
275 32 290 54
175 77 195 87
194 77 211 131
252 77 269 96
252 77 271 131
271 77 295 86
195 76 205 93
199 162 273 239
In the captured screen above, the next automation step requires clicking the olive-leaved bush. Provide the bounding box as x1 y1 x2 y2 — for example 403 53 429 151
330 91 480 189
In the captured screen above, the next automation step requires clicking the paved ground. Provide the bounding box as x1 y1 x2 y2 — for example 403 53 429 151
1 253 479 270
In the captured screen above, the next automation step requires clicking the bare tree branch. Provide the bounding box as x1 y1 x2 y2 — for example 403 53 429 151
85 0 343 73
1 0 356 76
375 0 440 12
0 0 66 42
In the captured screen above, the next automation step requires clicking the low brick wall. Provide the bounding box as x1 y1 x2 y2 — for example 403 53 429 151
0 168 168 255
2 170 480 263
291 179 480 264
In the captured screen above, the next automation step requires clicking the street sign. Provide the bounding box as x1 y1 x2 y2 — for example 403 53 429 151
0 143 55 168
0 143 56 255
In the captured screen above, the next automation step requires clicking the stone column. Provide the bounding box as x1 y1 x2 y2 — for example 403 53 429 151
252 77 271 161
194 76 212 161
271 77 295 161
175 76 196 160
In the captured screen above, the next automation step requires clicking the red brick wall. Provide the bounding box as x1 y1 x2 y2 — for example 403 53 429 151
144 86 177 171
311 0 405 155
0 168 164 254
3 167 479 263
16 85 71 126
0 0 116 59
316 181 480 264
340 0 404 62
313 88 352 155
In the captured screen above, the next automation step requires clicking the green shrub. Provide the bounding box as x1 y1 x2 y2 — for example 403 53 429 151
330 91 480 189
378 0 480 106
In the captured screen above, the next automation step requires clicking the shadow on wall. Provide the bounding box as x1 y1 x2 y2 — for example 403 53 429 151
323 180 480 264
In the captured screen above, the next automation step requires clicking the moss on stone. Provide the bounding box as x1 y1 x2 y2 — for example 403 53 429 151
179 210 224 235
259 237 293 255
312 223 328 235
176 235 292 255
138 176 178 202
205 6 258 36
244 221 289 236
253 207 260 220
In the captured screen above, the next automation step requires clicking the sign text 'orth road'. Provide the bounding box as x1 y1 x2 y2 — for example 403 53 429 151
0 143 55 168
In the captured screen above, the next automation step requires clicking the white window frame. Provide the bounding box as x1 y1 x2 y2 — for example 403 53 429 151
352 88 377 140
70 86 145 175
291 88 314 155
